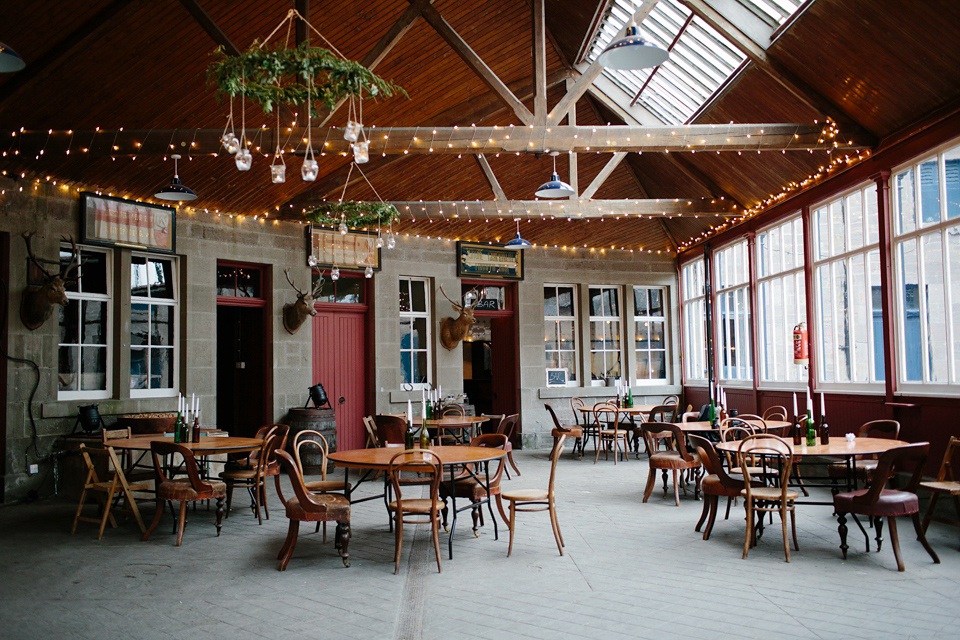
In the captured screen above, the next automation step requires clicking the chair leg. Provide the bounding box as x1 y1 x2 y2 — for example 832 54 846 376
495 494 509 525
175 501 188 546
431 513 443 574
920 492 939 534
837 512 849 559
252 482 263 526
911 512 940 564
704 496 720 540
393 513 404 574
642 467 656 503
695 496 710 532
261 481 270 521
781 504 791 563
278 520 299 571
672 470 680 506
887 516 905 572
743 500 753 559
790 507 799 551
142 499 165 542
97 491 118 540
874 515 885 553
507 500 517 557
549 500 564 556
725 496 733 520
336 520 351 568
224 482 234 518
506 450 521 477
215 496 224 536
71 486 90 534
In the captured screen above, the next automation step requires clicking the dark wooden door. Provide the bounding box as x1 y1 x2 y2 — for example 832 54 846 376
216 306 266 437
312 308 366 451
490 316 519 443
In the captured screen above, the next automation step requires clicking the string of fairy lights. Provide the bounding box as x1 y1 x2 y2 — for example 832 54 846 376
0 118 861 256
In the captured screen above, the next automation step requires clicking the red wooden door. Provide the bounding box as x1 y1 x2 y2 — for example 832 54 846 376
312 309 366 451
490 316 519 422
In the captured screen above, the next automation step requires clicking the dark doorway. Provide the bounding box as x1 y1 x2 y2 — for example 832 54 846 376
215 262 268 438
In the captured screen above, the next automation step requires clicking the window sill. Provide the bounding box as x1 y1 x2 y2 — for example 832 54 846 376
42 397 179 420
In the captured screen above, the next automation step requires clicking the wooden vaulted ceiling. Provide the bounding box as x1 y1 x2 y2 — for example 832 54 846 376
1 0 959 254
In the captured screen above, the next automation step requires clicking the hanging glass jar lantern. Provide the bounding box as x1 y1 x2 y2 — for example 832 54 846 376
301 158 319 181
353 140 369 164
364 266 373 278
235 148 253 171
330 266 340 281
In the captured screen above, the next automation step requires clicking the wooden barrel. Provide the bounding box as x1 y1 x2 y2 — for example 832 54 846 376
286 408 336 473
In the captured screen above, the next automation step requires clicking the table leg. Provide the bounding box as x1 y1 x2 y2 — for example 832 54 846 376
447 465 457 559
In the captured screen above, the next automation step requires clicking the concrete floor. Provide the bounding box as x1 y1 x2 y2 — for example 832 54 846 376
1 447 959 640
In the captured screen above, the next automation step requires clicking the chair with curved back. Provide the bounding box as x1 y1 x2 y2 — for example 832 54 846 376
662 395 680 406
439 404 465 416
440 433 509 533
545 403 583 459
293 429 352 540
920 436 960 549
828 420 901 491
719 418 758 474
593 403 631 464
274 450 350 570
739 434 799 562
762 405 788 422
437 404 466 445
142 440 228 546
497 414 522 477
571 397 596 454
501 434 567 557
640 422 701 505
388 449 444 574
643 404 678 453
689 435 761 540
374 414 407 446
220 427 279 525
735 414 767 432
834 442 939 571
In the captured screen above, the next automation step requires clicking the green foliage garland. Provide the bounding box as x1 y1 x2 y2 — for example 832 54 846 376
304 201 399 228
207 41 406 113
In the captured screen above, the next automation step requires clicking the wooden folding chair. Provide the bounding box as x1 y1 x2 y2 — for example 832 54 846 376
71 443 150 539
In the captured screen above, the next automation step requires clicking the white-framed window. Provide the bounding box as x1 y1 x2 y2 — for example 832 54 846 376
544 284 578 385
757 215 807 385
130 254 178 397
892 139 960 391
681 259 707 382
399 277 431 388
633 286 667 382
715 240 752 381
812 182 884 387
588 286 622 385
58 245 112 400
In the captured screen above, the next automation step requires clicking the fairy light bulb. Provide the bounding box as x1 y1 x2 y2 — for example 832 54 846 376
331 266 340 281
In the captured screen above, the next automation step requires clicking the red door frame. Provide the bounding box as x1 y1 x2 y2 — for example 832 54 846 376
215 261 271 426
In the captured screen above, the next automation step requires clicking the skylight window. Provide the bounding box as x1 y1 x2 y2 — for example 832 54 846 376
585 0 803 124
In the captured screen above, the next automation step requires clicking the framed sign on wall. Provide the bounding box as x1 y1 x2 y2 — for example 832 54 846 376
308 226 381 271
80 192 176 253
456 242 523 280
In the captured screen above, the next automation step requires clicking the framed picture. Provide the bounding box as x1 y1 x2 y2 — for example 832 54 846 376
546 368 569 387
456 242 523 280
308 226 381 271
79 192 176 253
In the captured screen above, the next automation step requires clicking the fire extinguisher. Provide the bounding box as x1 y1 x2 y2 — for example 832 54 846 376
793 322 809 365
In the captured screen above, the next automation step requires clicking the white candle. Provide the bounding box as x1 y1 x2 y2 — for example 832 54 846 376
820 392 826 419
793 392 798 417
192 393 196 416
421 393 426 418
407 399 413 425
422 387 426 410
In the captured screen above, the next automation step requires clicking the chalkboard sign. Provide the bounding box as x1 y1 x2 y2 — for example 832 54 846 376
546 368 568 387
475 298 500 311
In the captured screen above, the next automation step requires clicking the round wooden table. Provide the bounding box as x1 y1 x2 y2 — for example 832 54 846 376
412 415 489 443
675 420 791 433
329 445 506 558
110 435 263 455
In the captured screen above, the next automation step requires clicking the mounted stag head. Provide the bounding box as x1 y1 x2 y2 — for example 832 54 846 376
282 268 324 334
438 285 482 350
21 233 80 331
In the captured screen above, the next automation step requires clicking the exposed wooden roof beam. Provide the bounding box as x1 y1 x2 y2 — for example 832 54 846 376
533 0 547 125
420 3 535 125
580 152 626 200
388 199 737 219
13 123 862 157
179 0 241 55
474 154 508 201
0 0 136 113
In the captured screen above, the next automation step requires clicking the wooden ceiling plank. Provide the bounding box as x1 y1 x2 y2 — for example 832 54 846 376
0 0 137 113
580 151 626 200
419 3 535 125
548 0 660 123
474 154 508 201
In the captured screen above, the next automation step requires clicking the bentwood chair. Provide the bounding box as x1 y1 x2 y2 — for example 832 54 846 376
497 414 522 477
642 404 678 453
593 402 631 464
142 441 228 546
920 436 960 549
689 435 761 540
739 434 799 562
762 406 788 422
293 429 352 540
222 423 289 504
641 422 701 506
440 433 509 533
828 420 901 492
275 450 350 570
71 443 149 539
220 427 279 524
571 397 596 454
834 442 940 571
501 434 566 557
545 403 583 459
388 449 444 574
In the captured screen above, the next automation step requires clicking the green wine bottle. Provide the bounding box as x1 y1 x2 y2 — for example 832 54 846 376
173 412 183 443
805 414 817 447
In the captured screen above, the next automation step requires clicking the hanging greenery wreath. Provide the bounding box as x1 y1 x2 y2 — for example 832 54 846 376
207 41 406 113
304 201 399 228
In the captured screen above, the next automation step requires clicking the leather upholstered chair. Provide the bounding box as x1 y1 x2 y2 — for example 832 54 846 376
545 403 583 459
689 435 761 540
827 420 900 491
440 433 508 532
640 422 701 505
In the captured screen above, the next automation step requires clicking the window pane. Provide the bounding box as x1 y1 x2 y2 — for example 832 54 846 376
769 225 781 275
237 268 259 298
817 265 835 382
412 318 427 350
949 226 960 376
130 303 149 346
946 150 960 221
833 260 851 382
649 289 663 316
336 278 364 304
649 321 664 349
847 190 863 251
400 351 412 384
869 250 885 382
636 352 650 379
544 288 558 317
899 239 922 381
81 300 106 345
413 352 428 384
831 200 846 255
920 159 941 226
59 346 78 391
782 221 795 271
77 250 108 295
217 266 236 296
150 348 173 389
896 168 916 235
399 280 411 312
410 280 426 313
130 348 148 389
757 231 768 277
650 351 666 379
152 305 173 346
559 352 576 380
60 299 79 344
557 287 574 316
922 231 948 381
131 256 148 297
80 346 107 391
544 320 558 350
634 288 649 316
545 350 559 369
590 288 604 316
148 259 174 299
865 183 879 246
850 254 869 382
558 320 575 349
815 206 830 260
